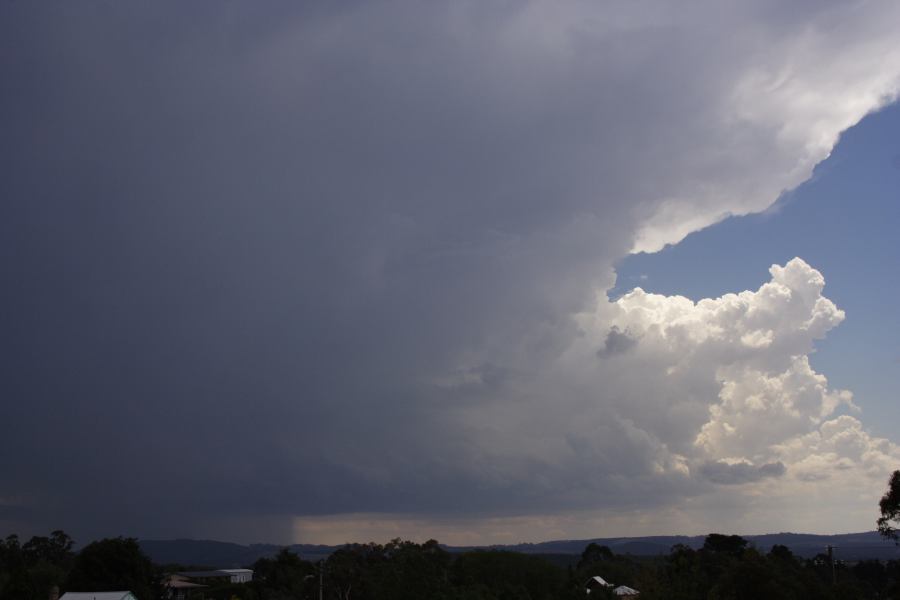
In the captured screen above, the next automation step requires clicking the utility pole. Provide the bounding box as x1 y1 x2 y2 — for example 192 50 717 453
826 544 836 585
319 559 324 600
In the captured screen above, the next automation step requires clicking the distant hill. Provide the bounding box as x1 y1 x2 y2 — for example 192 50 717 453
138 539 335 568
139 531 900 567
478 531 900 561
139 539 281 567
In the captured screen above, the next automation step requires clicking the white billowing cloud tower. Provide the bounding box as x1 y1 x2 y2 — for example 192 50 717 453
558 258 900 531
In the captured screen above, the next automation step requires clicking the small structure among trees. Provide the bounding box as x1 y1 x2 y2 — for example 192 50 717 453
60 593 137 600
585 574 614 594
175 569 253 585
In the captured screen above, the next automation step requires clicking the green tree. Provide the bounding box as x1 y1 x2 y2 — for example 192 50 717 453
22 531 75 566
702 534 748 557
655 544 708 600
574 543 641 597
375 538 452 600
577 543 614 570
21 529 75 600
66 537 159 600
251 547 314 600
0 536 32 600
877 470 900 543
316 539 453 600
451 549 570 600
0 531 78 600
324 543 375 600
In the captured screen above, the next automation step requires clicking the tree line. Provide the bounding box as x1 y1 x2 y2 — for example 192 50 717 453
3 531 900 600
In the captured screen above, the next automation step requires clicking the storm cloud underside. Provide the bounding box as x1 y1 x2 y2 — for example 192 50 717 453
2 1 900 543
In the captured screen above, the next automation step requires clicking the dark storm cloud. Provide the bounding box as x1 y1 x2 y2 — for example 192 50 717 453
0 1 638 540
1 0 898 543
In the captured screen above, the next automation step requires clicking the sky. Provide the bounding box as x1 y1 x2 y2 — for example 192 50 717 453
1 1 899 547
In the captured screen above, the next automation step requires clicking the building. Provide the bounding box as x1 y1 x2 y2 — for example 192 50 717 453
164 574 207 600
177 568 253 584
219 569 253 583
60 593 137 600
585 575 614 594
585 576 640 597
613 585 640 597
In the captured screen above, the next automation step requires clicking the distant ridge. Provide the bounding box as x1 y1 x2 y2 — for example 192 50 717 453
138 539 277 567
138 539 334 567
468 531 900 561
139 531 900 568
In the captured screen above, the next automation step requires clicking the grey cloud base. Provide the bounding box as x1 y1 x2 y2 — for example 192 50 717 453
1 1 900 543
699 461 786 485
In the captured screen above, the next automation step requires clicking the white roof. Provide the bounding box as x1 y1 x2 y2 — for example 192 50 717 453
589 575 612 585
219 569 253 573
614 585 640 596
60 593 137 600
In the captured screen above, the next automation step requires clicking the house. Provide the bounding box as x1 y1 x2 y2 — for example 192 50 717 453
59 593 137 600
177 568 254 584
585 575 614 594
164 574 207 600
219 569 253 583
613 585 640 597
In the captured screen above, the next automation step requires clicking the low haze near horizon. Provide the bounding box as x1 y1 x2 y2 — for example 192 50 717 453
2 1 900 547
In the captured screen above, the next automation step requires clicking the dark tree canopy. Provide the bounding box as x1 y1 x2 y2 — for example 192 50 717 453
22 531 74 566
577 543 614 570
65 537 158 600
0 531 76 600
702 534 749 557
252 547 313 598
877 470 900 543
767 544 797 565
